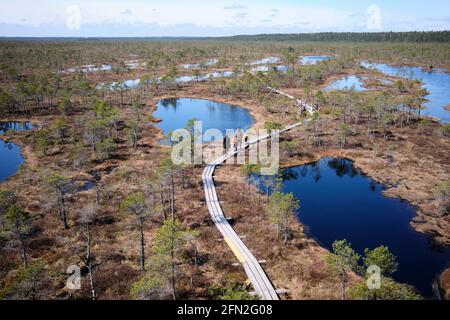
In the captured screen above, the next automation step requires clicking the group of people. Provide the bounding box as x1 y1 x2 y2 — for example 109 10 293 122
222 128 248 154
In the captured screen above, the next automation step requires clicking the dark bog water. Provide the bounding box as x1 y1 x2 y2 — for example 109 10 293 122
0 121 34 134
255 158 450 297
0 121 34 182
361 62 450 123
0 140 24 182
153 98 254 141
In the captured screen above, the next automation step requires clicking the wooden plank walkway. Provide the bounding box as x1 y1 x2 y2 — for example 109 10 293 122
202 83 315 299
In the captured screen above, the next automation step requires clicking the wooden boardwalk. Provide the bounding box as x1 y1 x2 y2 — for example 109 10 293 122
202 83 315 300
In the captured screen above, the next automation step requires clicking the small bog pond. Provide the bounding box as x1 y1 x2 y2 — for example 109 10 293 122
255 158 450 297
251 65 288 73
153 98 254 142
67 64 112 73
99 71 234 90
299 55 330 65
175 71 233 84
0 121 34 183
324 75 367 92
182 58 218 69
324 75 392 92
0 140 24 183
0 121 35 134
361 62 450 123
251 57 280 65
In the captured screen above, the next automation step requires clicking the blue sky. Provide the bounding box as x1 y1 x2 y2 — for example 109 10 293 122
0 0 449 37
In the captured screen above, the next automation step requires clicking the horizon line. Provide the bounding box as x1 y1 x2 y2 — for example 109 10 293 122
1 30 450 39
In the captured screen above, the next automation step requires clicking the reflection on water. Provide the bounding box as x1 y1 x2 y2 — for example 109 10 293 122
299 55 330 65
0 140 24 183
175 71 233 83
361 61 450 123
98 71 234 90
254 158 450 297
0 121 35 182
153 98 254 143
67 64 112 73
251 65 288 73
0 121 35 134
324 75 367 92
250 55 330 73
182 58 219 69
251 57 280 65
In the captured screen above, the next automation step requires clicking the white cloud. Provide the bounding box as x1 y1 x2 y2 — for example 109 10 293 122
121 9 133 15
224 5 247 10
233 12 248 20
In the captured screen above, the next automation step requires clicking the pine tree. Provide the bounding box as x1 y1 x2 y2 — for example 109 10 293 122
266 191 300 243
120 192 150 272
326 239 361 300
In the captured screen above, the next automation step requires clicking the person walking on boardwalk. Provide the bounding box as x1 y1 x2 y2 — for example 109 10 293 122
236 128 243 149
222 135 227 154
223 134 231 155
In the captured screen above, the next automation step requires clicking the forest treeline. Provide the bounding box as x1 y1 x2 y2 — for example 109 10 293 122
2 31 449 43
213 31 450 43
